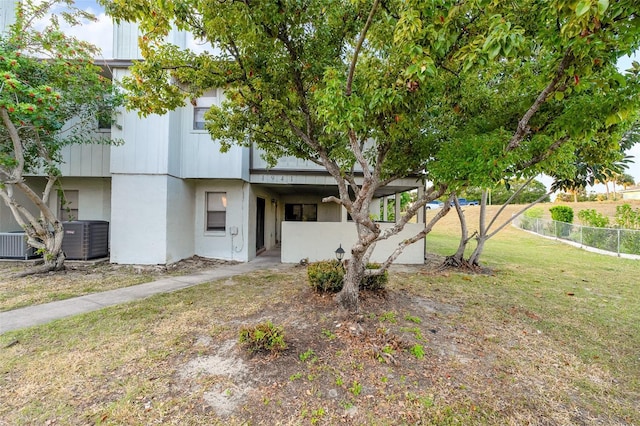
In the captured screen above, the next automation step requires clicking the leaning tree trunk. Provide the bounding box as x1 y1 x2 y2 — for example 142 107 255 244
443 196 473 268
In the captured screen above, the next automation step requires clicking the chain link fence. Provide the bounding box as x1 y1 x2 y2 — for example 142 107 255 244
512 216 640 257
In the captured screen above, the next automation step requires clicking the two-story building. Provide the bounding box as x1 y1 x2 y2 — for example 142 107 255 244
0 9 426 265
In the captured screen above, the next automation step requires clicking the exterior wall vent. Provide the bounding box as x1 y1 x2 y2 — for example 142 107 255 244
0 232 39 259
62 221 110 260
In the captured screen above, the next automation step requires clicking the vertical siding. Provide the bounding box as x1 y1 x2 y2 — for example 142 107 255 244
110 70 171 175
113 22 143 60
114 23 187 60
0 0 15 34
59 143 110 177
251 146 326 171
180 92 249 179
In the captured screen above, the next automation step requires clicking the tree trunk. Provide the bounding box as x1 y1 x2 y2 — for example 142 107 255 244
43 220 66 271
443 196 470 267
0 179 67 274
336 250 365 312
467 237 486 266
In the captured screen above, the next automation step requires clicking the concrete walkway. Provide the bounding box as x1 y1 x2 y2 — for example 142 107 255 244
0 249 285 334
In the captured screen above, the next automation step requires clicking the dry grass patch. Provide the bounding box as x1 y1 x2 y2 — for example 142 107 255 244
0 256 235 312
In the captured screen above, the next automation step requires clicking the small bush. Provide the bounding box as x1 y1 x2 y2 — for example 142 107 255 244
578 209 609 228
307 260 387 292
307 260 344 292
239 321 287 354
549 205 574 223
615 204 640 230
360 262 388 290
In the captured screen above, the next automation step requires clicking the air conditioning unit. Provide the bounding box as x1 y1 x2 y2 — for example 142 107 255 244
62 221 109 260
0 232 39 259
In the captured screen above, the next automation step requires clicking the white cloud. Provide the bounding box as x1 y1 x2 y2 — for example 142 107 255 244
60 11 113 58
32 0 113 58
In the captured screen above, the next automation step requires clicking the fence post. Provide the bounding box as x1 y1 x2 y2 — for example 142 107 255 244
580 225 582 246
617 229 621 257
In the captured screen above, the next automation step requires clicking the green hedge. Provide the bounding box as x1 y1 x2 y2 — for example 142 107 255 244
549 205 574 223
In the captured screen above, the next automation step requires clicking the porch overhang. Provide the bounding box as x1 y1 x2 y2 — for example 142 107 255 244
250 170 422 198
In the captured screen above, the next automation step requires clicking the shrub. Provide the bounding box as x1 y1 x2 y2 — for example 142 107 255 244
549 205 574 223
577 209 609 228
360 262 388 290
307 260 388 292
307 260 344 292
615 204 640 230
238 321 287 353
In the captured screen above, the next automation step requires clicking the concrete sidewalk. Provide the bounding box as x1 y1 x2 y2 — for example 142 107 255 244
1 250 285 334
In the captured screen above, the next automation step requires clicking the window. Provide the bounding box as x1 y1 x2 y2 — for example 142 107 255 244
284 203 317 221
192 89 218 130
193 107 208 130
59 190 79 221
97 113 111 131
206 192 227 231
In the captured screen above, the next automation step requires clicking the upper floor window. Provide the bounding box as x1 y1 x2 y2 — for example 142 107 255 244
59 190 79 221
193 107 208 130
206 192 227 231
192 89 218 131
285 203 317 221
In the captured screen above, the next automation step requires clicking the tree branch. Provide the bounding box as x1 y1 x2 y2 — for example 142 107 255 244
376 194 453 273
346 0 379 96
1 107 25 181
486 190 552 239
506 50 573 151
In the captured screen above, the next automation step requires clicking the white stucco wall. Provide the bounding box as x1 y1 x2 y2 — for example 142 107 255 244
58 177 111 221
0 178 46 232
165 177 195 264
194 180 249 262
622 190 640 200
110 174 171 264
281 222 425 264
0 177 111 232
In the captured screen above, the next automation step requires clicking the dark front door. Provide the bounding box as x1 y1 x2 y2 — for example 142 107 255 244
256 197 265 251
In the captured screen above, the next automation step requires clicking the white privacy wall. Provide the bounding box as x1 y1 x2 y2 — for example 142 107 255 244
281 222 425 264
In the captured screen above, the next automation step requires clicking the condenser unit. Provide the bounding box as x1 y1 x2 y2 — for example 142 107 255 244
0 232 38 259
62 221 109 260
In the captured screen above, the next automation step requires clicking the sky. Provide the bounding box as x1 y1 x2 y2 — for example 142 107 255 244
54 1 640 190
